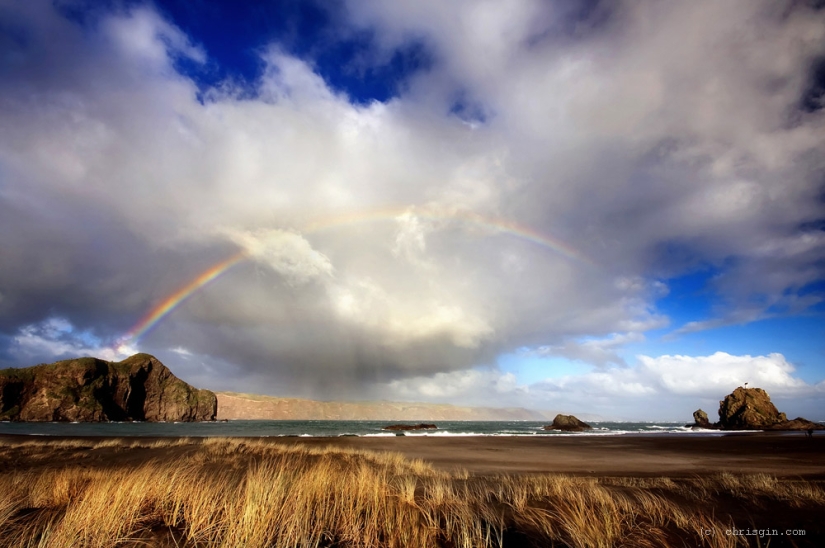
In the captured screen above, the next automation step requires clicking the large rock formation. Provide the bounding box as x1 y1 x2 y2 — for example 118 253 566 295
0 353 216 422
688 386 823 431
543 414 592 432
718 387 787 430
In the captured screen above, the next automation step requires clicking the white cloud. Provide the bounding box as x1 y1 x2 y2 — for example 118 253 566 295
331 277 493 348
533 331 645 367
11 318 135 363
226 228 334 285
529 351 823 419
104 7 206 66
636 352 810 396
386 368 525 403
170 346 192 357
381 351 824 420
534 352 818 400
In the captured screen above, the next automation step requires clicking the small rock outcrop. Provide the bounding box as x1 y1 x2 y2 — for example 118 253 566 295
776 417 825 431
687 408 717 429
0 353 217 422
382 423 438 431
543 414 592 432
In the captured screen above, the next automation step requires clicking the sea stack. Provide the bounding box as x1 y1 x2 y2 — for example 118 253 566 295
688 386 823 431
687 408 716 428
717 386 823 431
543 414 592 432
0 353 217 422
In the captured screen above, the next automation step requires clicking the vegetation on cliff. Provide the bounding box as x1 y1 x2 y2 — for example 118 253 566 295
0 353 216 422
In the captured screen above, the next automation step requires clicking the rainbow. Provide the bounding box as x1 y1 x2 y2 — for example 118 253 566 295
300 206 593 266
118 207 592 346
118 251 246 345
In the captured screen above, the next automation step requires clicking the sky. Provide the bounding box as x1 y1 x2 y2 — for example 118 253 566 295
1 0 824 421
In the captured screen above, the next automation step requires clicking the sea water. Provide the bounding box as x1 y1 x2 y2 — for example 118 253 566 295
0 420 742 437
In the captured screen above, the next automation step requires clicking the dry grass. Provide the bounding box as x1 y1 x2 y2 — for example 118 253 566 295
0 438 822 547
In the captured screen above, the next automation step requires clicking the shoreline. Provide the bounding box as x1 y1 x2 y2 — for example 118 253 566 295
3 432 824 478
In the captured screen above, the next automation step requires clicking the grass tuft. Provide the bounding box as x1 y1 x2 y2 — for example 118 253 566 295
0 438 822 547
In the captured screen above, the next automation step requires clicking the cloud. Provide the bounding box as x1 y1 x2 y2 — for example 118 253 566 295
635 352 811 396
104 6 206 66
0 1 824 411
385 368 525 405
529 351 823 419
532 332 645 368
536 352 819 401
378 351 823 420
9 317 135 364
226 228 334 285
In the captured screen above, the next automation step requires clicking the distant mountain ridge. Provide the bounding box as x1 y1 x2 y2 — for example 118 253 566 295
216 392 575 421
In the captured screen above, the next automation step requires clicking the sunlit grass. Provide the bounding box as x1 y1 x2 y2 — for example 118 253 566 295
0 438 822 547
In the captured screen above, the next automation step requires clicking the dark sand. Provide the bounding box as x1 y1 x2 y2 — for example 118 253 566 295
283 433 825 477
3 432 824 478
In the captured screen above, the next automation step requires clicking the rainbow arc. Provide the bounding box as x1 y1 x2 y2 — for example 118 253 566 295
117 207 593 347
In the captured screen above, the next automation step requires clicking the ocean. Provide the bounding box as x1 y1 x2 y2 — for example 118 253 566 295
0 420 739 437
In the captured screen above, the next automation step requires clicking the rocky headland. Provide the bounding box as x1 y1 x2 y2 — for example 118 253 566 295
543 414 592 432
0 353 216 422
688 386 823 431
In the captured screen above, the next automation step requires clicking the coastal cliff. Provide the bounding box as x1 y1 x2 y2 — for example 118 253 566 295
0 353 216 422
215 392 559 421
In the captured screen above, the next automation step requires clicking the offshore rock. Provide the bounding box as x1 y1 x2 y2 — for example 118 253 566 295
687 408 716 428
717 387 787 430
0 353 216 422
716 386 823 431
543 414 592 432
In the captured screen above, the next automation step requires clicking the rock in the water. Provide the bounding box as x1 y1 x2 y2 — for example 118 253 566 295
717 387 787 430
0 353 217 422
382 423 437 431
716 386 823 431
687 408 716 428
543 414 592 432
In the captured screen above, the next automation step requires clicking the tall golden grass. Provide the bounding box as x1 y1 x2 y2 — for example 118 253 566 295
0 438 822 547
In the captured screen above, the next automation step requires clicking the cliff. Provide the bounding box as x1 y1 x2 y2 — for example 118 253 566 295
216 392 556 421
0 353 216 422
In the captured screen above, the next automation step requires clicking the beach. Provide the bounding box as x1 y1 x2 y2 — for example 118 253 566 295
3 432 824 477
1 433 824 547
283 432 825 477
